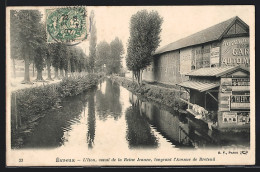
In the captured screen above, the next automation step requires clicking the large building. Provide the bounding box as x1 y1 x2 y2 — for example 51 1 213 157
142 16 250 85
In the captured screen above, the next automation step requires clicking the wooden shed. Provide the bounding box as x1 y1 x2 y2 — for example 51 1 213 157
178 66 250 131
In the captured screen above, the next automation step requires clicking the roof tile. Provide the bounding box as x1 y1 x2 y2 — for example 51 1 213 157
154 16 248 55
186 66 239 77
178 81 220 92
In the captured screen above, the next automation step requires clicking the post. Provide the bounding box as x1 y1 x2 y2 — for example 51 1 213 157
205 93 207 109
14 92 18 130
179 127 181 143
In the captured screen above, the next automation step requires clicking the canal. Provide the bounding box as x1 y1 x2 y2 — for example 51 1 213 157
21 78 250 150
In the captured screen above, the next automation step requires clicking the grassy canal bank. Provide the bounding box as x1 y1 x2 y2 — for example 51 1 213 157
110 76 187 111
11 73 103 148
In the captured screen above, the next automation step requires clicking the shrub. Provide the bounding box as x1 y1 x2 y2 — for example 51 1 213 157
15 84 59 124
12 74 101 126
111 76 188 110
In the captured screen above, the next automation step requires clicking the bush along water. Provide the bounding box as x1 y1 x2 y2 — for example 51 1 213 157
11 73 102 148
110 76 187 111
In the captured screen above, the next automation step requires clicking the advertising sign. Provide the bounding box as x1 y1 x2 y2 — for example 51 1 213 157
221 37 250 68
202 45 211 68
223 112 237 123
230 95 250 110
232 78 250 86
193 46 203 69
180 48 192 74
237 112 250 125
210 47 220 67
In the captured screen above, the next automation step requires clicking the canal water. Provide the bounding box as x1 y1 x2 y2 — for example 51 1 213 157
21 78 250 150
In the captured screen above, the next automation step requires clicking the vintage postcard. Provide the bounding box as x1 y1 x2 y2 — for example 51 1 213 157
6 5 255 166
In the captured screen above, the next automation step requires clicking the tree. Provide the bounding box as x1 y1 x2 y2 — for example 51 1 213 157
15 10 43 83
88 10 97 73
10 10 20 78
63 46 70 77
45 43 53 80
96 41 110 73
108 37 124 74
34 47 45 81
34 23 48 81
126 10 163 84
58 44 68 78
69 47 77 74
51 43 61 79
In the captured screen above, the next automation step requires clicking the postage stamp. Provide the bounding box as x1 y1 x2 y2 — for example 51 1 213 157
5 5 255 167
46 6 88 45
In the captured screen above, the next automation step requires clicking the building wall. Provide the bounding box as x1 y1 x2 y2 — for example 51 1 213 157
143 50 189 85
143 31 249 85
142 61 155 82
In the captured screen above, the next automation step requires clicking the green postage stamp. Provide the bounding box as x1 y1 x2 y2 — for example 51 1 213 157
46 6 88 45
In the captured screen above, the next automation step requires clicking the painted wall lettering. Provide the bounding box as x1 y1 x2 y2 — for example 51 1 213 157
221 37 250 68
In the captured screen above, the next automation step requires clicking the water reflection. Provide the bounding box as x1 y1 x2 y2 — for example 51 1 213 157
22 94 86 148
125 101 159 148
20 78 249 150
96 79 122 121
129 92 249 149
86 90 95 149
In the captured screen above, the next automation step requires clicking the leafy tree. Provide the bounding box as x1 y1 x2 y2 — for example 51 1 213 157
78 49 87 73
69 48 76 73
63 46 70 77
10 10 20 78
58 44 68 78
126 10 163 84
33 23 48 81
108 37 124 74
15 10 43 83
34 47 45 81
88 10 97 73
45 43 54 80
83 53 89 72
51 43 61 79
96 41 110 73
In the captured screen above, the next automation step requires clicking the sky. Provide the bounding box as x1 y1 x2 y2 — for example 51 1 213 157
9 6 254 68
78 6 254 67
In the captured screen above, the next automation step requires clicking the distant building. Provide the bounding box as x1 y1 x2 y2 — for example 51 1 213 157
142 16 250 85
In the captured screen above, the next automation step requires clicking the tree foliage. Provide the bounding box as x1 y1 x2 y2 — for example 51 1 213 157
10 10 21 60
96 38 124 74
108 37 124 74
96 41 111 72
126 10 163 84
14 10 44 83
34 23 48 81
10 10 91 83
88 10 97 73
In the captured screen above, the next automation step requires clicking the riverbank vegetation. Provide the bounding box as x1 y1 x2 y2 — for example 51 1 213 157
110 76 187 110
11 73 102 148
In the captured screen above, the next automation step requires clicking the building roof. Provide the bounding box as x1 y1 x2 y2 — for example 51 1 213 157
185 66 241 77
154 16 249 55
178 81 220 92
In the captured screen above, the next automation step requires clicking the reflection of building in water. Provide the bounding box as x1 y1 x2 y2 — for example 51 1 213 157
129 92 218 148
140 100 218 148
96 79 122 120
